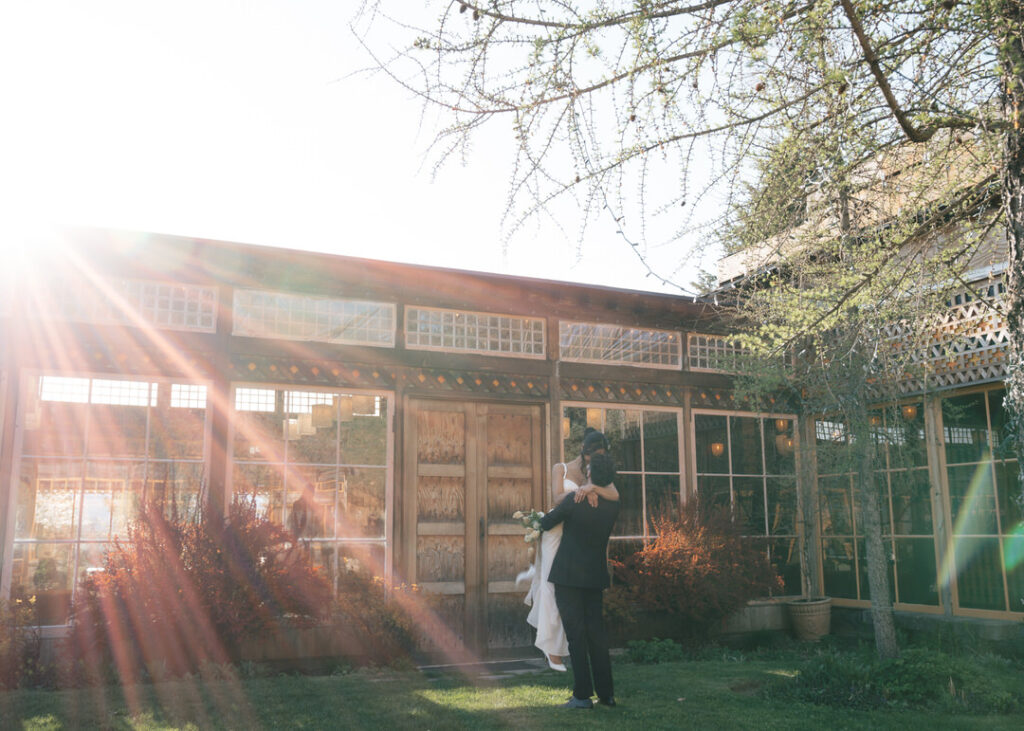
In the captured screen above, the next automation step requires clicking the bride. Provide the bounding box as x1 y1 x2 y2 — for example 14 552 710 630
519 428 618 671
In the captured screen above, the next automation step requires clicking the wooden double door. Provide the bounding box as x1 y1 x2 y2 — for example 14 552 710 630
402 398 544 654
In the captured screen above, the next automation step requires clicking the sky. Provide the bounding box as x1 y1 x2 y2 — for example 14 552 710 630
1 1 715 295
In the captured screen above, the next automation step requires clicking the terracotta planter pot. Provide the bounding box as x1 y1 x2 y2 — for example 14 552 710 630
787 597 832 641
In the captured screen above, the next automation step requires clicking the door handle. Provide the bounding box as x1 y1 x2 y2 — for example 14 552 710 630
480 516 485 539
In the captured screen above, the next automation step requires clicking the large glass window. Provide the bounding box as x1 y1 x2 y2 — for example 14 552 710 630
817 403 939 608
694 412 799 595
11 374 208 625
942 389 1021 614
231 387 391 591
562 405 681 543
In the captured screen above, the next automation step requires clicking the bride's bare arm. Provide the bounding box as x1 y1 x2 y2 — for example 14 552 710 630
575 481 620 504
550 464 574 503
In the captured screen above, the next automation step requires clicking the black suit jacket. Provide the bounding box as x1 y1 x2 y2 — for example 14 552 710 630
538 495 619 589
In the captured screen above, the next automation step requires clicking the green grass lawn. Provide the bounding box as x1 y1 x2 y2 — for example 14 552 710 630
2 655 1023 730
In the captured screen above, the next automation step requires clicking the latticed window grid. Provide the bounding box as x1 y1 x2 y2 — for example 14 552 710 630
560 322 680 369
171 384 207 409
880 276 1008 395
687 333 748 372
235 387 276 413
233 290 395 346
42 277 217 332
405 307 545 357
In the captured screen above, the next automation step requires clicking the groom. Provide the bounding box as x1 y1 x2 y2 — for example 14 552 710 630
538 451 619 709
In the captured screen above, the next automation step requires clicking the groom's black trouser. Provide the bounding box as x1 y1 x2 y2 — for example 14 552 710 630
554 584 613 701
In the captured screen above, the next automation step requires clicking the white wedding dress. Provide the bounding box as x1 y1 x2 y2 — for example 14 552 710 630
521 467 576 659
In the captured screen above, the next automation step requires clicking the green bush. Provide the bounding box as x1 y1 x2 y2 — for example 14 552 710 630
767 647 1024 714
626 638 686 664
69 498 332 682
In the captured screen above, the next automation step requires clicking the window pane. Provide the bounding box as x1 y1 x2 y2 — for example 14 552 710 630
890 468 933 535
730 417 763 475
645 475 680 525
822 538 858 599
340 399 389 465
948 463 998 535
614 473 643 537
819 475 853 535
733 476 766 535
643 411 679 472
995 460 1023 531
17 460 81 540
895 538 939 606
234 463 285 523
697 475 730 515
943 393 989 465
147 461 203 521
766 477 797 535
87 403 149 457
764 419 795 475
1003 535 1024 613
770 537 801 595
150 401 206 459
695 414 728 473
23 400 88 457
11 544 74 625
604 408 642 472
340 467 386 539
889 404 927 468
954 536 1006 610
232 407 286 462
856 539 896 603
989 390 1015 460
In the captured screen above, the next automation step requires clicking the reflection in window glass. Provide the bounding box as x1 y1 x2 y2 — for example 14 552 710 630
939 387 1020 614
694 412 799 595
12 374 208 625
817 406 939 608
561 405 680 543
231 387 392 593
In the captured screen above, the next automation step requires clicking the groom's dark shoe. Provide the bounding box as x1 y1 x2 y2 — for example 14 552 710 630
597 696 617 707
561 696 593 709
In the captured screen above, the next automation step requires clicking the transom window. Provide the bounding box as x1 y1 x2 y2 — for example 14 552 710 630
405 306 545 357
687 333 748 372
39 277 217 333
233 289 396 346
560 322 680 368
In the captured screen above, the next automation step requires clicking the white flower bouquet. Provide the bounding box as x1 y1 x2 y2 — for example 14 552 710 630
512 509 545 543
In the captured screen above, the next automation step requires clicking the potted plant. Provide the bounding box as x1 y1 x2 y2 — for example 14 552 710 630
32 557 71 625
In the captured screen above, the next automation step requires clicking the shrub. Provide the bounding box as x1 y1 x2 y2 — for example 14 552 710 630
767 647 1024 714
0 597 46 689
333 562 424 666
626 638 686 664
69 498 332 681
608 506 782 638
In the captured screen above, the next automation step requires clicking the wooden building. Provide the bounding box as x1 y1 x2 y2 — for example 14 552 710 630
1 227 1019 657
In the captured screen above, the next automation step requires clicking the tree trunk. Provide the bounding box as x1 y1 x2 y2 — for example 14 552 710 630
852 400 900 659
1000 0 1024 507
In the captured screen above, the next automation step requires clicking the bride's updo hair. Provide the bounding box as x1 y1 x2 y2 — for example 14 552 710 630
581 427 610 458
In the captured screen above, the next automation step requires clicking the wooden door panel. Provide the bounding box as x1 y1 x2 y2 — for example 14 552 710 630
405 399 542 654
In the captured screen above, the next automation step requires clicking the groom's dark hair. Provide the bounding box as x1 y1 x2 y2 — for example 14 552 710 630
588 452 615 487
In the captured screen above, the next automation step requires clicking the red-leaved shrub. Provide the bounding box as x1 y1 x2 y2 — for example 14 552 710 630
609 505 782 638
69 498 331 681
